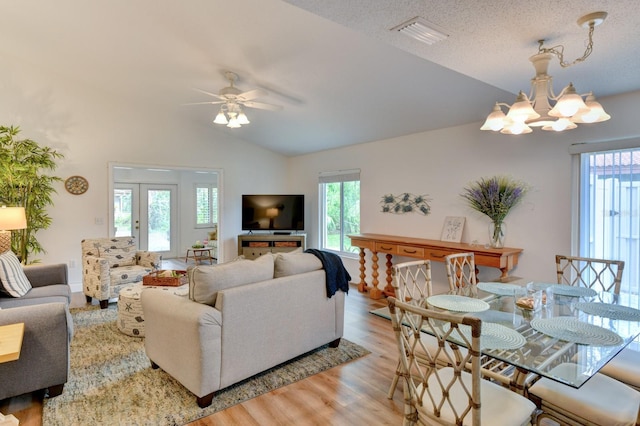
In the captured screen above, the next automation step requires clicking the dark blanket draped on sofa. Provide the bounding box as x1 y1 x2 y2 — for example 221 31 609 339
305 249 351 297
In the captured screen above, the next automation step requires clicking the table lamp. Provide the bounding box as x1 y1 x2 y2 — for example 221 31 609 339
0 206 27 254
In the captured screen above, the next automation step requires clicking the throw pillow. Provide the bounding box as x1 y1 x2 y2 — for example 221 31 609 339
189 253 275 306
0 251 32 297
274 251 323 278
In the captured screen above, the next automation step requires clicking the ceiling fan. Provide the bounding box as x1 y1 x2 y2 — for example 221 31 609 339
188 71 283 128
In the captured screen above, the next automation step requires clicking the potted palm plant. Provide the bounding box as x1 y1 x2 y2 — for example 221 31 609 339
0 125 63 263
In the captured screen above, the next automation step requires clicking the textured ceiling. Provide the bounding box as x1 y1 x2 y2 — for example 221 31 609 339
1 0 638 156
285 0 640 98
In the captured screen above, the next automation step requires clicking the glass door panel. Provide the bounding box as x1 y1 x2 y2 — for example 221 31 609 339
114 183 177 258
114 184 139 238
143 186 175 254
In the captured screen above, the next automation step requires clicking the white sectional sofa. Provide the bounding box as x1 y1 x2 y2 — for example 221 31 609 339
140 251 348 407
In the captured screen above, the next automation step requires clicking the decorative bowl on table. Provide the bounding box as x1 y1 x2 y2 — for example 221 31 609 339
515 295 546 311
143 270 188 287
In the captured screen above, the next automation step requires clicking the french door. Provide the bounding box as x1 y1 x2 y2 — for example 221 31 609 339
113 183 178 258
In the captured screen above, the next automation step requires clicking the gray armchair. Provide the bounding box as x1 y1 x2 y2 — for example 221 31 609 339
0 263 72 400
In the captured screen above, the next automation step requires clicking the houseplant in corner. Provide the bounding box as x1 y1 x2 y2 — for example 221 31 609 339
461 175 528 248
0 125 63 263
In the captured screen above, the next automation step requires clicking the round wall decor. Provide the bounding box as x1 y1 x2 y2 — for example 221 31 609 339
65 175 89 195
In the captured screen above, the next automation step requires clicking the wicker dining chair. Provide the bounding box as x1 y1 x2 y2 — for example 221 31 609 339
445 252 478 297
445 253 520 390
556 255 640 391
387 260 434 399
528 362 640 426
388 297 536 425
555 254 624 294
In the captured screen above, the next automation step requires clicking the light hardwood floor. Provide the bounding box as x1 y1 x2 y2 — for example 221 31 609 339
0 260 405 425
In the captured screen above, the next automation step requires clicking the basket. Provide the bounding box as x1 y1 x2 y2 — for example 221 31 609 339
143 270 188 287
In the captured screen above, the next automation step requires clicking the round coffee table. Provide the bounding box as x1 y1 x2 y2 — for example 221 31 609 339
116 283 189 337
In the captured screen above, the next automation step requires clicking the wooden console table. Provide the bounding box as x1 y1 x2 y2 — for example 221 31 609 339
348 233 523 299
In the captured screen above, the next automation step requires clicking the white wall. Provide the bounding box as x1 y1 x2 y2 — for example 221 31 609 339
288 89 640 290
0 59 289 290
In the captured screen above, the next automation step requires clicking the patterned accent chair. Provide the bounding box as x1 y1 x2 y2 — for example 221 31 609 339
81 237 162 308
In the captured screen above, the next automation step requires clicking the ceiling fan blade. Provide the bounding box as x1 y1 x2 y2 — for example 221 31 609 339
237 88 267 101
242 100 283 111
182 101 226 106
192 88 225 100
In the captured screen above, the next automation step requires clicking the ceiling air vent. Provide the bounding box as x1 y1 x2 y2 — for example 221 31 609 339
390 17 448 45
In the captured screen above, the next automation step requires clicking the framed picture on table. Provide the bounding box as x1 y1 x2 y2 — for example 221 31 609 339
441 216 465 243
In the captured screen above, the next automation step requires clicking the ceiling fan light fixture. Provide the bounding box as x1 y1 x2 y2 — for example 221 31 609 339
191 71 282 129
213 110 228 125
237 111 250 125
227 113 241 128
480 12 611 135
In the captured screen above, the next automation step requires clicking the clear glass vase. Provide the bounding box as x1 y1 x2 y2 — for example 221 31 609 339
489 221 506 248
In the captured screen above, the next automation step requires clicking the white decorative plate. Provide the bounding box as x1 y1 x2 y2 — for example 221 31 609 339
477 282 525 296
550 285 597 298
530 317 623 346
446 322 526 350
426 294 490 313
575 302 640 322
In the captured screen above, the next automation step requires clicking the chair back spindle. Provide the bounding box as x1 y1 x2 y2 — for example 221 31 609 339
445 252 478 298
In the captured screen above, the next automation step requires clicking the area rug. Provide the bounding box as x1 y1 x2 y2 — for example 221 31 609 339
43 305 370 425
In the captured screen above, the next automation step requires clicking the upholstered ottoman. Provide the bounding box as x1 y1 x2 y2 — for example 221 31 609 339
117 283 188 337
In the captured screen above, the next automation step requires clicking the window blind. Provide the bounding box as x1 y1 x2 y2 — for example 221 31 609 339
318 169 360 184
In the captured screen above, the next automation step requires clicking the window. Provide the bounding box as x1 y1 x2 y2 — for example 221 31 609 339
195 184 218 228
576 144 640 308
319 169 360 254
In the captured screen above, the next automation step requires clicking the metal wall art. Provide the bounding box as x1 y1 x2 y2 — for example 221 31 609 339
381 193 431 215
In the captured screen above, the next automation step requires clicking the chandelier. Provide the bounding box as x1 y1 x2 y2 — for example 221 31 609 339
213 101 250 128
481 12 611 135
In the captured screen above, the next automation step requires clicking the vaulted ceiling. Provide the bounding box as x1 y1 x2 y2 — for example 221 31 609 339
2 0 638 156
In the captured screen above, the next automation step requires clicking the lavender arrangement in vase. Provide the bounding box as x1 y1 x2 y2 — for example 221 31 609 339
461 175 529 248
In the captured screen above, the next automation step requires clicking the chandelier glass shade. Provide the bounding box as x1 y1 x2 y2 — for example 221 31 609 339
213 102 250 128
481 12 611 135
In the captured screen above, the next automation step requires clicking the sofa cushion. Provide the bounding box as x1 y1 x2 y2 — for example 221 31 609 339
11 284 71 304
190 253 275 306
0 251 32 297
0 294 69 310
274 251 323 278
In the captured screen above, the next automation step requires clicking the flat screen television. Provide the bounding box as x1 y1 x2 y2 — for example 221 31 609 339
242 194 305 231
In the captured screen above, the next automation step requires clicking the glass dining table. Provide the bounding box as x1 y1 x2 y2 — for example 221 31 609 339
377 281 640 391
441 282 640 390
